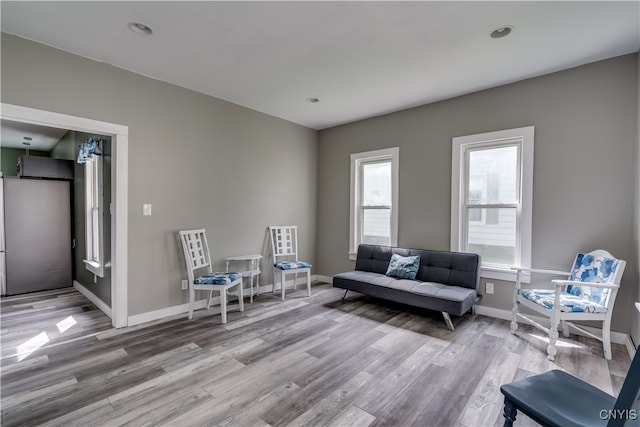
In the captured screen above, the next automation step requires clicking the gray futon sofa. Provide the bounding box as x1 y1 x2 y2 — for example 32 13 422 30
333 244 481 330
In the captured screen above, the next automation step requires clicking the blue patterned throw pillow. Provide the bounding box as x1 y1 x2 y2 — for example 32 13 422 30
385 254 420 280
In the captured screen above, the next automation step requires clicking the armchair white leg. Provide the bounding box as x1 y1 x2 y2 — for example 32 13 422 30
603 317 613 360
562 320 570 338
547 320 559 361
306 270 311 297
510 296 519 334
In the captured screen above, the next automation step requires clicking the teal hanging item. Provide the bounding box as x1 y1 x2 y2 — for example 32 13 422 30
77 137 103 164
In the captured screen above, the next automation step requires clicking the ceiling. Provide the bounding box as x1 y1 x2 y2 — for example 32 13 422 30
1 120 68 151
1 1 639 130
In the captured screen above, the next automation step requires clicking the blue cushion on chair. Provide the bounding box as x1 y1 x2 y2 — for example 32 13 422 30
275 261 312 270
194 272 241 285
520 289 608 313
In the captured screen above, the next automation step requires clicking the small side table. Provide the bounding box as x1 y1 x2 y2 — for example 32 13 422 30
225 254 262 303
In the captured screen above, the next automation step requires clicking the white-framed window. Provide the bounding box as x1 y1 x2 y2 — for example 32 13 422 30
349 147 399 260
84 152 104 278
451 126 534 282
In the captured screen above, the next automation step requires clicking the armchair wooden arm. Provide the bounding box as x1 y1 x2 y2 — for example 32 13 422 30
551 279 620 289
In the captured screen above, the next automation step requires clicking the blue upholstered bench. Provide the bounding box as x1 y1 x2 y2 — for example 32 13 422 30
333 244 481 330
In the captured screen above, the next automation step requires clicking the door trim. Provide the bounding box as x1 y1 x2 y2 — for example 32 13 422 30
1 103 129 328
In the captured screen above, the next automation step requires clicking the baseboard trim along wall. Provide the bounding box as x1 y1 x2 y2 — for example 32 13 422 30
73 280 112 319
315 275 333 284
127 277 320 326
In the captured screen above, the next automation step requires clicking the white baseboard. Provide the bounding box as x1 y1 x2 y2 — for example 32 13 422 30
313 274 333 284
128 299 208 326
73 280 112 319
475 305 635 358
128 282 279 326
129 276 335 327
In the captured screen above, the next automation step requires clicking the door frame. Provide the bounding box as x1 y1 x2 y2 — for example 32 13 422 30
1 103 128 328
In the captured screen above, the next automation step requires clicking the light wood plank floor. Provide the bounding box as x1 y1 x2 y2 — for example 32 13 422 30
1 283 632 426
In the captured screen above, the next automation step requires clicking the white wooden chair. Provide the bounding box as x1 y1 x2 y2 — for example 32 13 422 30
269 225 312 300
511 249 626 361
179 229 244 323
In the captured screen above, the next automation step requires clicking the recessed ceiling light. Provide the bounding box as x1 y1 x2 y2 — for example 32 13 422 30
128 22 153 36
22 142 31 146
306 97 320 103
490 25 513 39
23 136 32 141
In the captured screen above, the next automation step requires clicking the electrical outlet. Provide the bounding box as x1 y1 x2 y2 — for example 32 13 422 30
181 279 188 290
486 282 494 294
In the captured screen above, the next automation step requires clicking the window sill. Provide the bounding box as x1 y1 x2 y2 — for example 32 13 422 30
348 252 357 261
481 265 530 284
83 259 104 278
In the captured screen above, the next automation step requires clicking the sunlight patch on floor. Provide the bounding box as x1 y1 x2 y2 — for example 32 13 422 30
528 333 583 349
16 332 49 361
56 316 77 333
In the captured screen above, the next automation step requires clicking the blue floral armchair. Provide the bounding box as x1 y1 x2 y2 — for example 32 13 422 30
511 249 626 361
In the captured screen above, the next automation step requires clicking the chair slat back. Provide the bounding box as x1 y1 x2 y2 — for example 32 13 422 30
607 347 640 427
179 229 212 281
269 226 298 261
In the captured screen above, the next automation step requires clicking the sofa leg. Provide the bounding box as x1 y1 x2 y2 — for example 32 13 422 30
341 290 348 303
442 312 455 331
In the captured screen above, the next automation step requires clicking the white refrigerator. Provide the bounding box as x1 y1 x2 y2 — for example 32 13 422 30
0 177 72 296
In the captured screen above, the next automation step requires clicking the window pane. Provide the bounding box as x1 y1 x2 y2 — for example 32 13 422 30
468 145 518 204
467 207 516 266
91 159 100 208
92 208 100 261
363 161 391 206
362 208 390 245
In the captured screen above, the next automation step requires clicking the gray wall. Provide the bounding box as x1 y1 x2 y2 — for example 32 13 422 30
317 54 638 335
634 52 640 347
1 34 317 316
50 131 75 161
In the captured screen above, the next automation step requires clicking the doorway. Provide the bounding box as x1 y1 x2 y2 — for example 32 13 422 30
1 103 128 328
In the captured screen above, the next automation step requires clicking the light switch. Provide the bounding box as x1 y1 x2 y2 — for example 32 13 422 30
143 204 152 216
